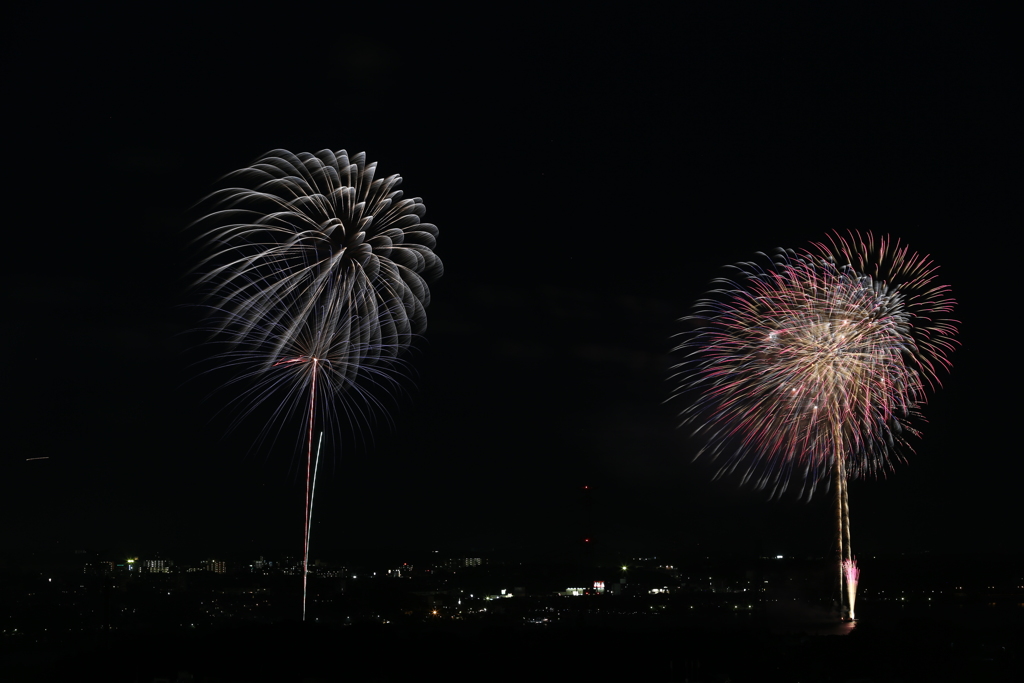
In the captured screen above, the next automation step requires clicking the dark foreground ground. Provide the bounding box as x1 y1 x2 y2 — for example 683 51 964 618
4 601 1020 682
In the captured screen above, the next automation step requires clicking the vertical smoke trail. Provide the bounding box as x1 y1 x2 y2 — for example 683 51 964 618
835 459 844 612
302 362 318 621
829 421 855 619
303 430 324 622
840 459 853 618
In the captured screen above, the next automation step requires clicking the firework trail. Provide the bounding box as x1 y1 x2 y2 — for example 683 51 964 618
304 431 323 621
672 230 956 618
193 150 442 619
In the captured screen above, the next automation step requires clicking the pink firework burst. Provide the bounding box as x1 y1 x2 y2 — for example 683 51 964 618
672 230 957 498
843 558 860 585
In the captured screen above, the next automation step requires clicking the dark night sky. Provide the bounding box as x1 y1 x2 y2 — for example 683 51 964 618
4 6 1017 563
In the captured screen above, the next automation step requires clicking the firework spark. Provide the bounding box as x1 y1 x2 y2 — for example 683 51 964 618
843 558 860 619
672 231 956 498
193 149 442 619
672 230 956 618
194 149 442 395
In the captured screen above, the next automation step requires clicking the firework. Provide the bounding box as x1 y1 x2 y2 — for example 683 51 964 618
843 558 860 620
673 232 955 497
193 149 443 618
672 230 956 617
194 149 442 386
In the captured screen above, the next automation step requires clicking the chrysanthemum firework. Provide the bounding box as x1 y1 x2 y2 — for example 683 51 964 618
671 231 956 499
192 149 443 437
191 149 442 620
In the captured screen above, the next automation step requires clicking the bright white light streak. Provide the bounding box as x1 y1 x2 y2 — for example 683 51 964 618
308 430 324 549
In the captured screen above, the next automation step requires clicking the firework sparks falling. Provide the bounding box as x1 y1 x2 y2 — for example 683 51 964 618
672 230 956 618
193 150 442 619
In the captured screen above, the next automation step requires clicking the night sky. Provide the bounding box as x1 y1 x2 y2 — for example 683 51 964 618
5 6 1016 564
